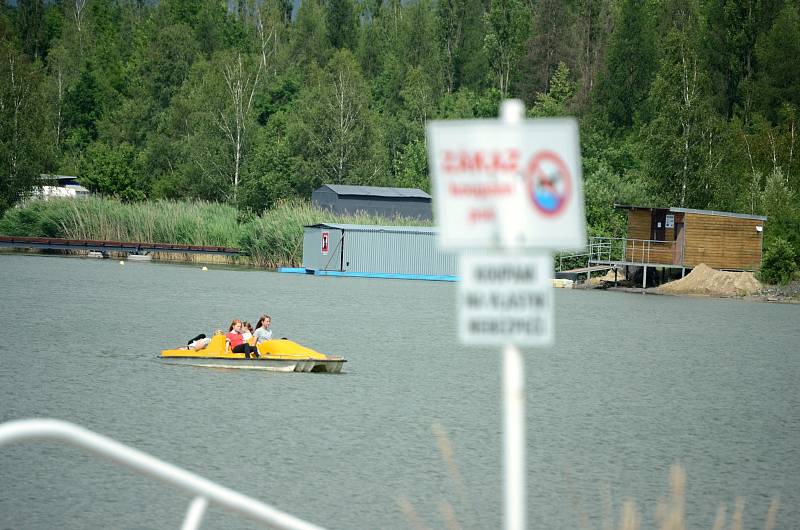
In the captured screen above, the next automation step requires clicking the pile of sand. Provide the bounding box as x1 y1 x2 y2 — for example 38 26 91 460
656 263 761 297
586 267 626 286
601 268 625 281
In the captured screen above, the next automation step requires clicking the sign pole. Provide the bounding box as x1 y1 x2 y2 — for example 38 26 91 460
499 99 525 530
504 343 525 530
428 97 585 530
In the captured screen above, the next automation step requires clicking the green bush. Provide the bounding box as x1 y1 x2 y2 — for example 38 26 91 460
759 237 798 285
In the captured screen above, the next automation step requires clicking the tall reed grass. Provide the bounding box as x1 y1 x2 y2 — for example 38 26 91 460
0 197 242 246
0 197 431 267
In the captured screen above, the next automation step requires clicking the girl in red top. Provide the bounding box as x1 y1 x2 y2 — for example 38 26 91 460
226 319 260 358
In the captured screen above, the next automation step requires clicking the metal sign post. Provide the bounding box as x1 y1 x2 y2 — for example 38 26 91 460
504 342 525 530
428 99 586 530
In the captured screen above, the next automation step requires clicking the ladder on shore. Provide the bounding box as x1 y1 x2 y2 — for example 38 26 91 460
0 418 326 530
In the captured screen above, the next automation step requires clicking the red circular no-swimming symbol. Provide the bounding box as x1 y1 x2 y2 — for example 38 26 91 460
524 151 572 217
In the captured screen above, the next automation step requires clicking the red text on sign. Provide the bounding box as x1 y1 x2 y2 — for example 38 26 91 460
468 208 496 223
441 149 520 174
449 182 513 198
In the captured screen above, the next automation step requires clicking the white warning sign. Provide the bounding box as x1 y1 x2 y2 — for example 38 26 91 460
427 117 586 251
458 253 553 346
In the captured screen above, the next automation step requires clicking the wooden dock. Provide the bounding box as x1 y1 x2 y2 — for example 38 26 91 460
0 236 243 256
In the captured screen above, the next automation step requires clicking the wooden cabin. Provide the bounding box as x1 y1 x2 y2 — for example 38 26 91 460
614 205 767 271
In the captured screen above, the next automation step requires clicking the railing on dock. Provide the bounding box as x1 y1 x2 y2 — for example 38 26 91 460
0 419 326 530
0 236 243 256
587 237 677 266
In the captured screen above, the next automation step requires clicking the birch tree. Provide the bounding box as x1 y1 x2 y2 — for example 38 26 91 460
643 3 720 208
483 0 530 98
287 50 384 191
253 0 287 75
168 51 264 202
0 43 48 214
214 52 264 202
70 0 88 59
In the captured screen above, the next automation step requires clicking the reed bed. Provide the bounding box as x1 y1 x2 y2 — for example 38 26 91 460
0 197 431 267
0 197 242 246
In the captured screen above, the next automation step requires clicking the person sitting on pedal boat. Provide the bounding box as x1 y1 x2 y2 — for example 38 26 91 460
226 320 259 358
253 314 273 344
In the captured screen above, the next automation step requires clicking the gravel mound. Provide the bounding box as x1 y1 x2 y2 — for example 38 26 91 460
656 263 761 297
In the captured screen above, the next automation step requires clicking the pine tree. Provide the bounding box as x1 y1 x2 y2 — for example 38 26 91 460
595 0 656 129
701 0 785 120
292 0 331 66
437 0 487 92
326 0 357 50
520 0 573 103
753 3 800 122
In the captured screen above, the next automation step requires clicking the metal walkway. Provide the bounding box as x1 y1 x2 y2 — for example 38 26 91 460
0 236 243 256
559 265 615 275
0 418 325 530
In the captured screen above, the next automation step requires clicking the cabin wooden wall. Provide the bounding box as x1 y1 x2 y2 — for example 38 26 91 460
624 210 674 263
683 213 764 270
626 210 650 239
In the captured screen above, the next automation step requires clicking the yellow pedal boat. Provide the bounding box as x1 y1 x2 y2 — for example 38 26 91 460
159 335 346 373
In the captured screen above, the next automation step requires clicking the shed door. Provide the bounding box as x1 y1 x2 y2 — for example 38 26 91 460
672 223 685 265
319 229 344 271
651 210 667 241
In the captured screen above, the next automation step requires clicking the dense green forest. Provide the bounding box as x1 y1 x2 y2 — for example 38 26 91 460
1 0 799 272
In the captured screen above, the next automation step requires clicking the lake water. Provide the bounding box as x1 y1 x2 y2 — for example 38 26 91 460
0 253 798 530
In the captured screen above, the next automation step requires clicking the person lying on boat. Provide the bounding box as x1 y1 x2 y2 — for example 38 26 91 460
253 315 273 343
226 320 260 358
184 329 223 350
186 334 207 350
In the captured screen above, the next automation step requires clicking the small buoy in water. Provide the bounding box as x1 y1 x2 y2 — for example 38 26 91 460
119 260 125 265
201 266 208 271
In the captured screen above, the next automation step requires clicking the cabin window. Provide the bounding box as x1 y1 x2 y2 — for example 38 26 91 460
651 210 667 241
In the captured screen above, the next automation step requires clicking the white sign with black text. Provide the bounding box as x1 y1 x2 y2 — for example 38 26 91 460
458 253 553 346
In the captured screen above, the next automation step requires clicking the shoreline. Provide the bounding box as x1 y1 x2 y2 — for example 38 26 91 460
589 283 800 304
4 249 799 303
0 248 273 271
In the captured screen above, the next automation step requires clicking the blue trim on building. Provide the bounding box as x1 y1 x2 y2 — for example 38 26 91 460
278 268 458 282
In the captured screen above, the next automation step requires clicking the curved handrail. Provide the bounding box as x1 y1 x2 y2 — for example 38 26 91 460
0 419 327 530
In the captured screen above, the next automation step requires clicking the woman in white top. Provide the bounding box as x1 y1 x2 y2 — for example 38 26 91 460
253 314 273 344
242 321 254 344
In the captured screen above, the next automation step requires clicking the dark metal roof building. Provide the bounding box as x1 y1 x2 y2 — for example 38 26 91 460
311 185 432 220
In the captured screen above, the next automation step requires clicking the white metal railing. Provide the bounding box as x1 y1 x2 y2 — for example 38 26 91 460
557 237 680 271
588 236 677 265
0 419 327 530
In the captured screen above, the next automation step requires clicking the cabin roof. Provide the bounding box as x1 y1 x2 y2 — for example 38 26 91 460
614 204 767 221
315 184 431 199
305 223 436 233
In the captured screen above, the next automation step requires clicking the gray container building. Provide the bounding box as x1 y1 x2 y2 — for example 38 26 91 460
311 185 432 220
303 223 457 279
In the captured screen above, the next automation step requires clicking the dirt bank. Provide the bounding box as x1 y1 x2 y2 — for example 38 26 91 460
655 263 761 297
